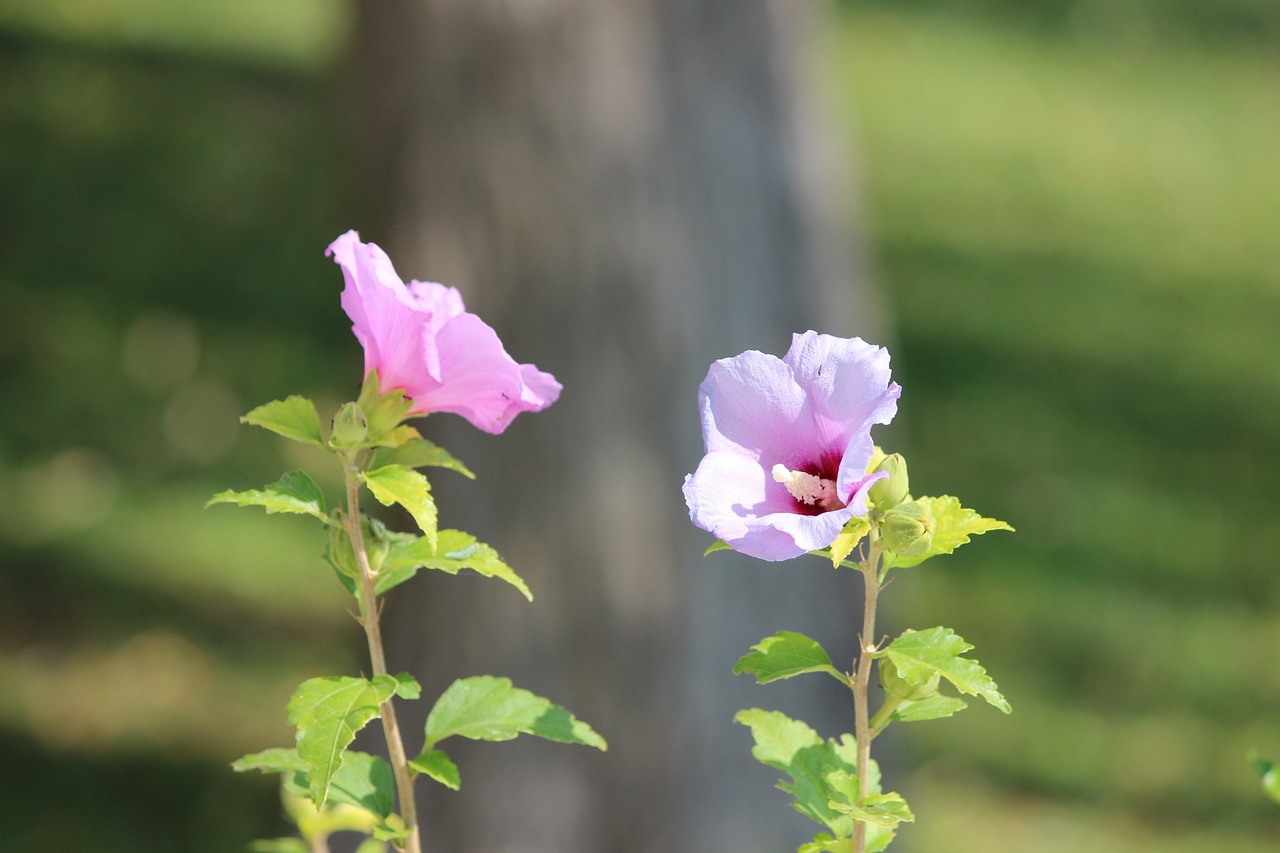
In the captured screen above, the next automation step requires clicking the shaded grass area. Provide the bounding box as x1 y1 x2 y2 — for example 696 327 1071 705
0 19 357 849
826 6 1280 851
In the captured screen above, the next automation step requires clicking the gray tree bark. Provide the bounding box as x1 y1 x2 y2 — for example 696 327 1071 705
345 1 885 850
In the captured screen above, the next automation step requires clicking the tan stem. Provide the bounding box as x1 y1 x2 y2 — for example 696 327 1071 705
344 464 422 853
852 538 882 853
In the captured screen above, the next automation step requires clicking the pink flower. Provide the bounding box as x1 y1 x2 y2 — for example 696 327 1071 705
327 230 561 434
682 333 901 561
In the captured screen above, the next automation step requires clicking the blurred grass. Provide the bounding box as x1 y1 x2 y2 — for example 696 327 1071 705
824 5 1280 850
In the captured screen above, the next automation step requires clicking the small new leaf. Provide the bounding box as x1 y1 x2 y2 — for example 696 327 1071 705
377 529 532 601
885 495 1012 569
829 518 871 567
409 748 461 791
733 631 846 685
207 470 331 525
371 438 474 479
287 675 400 807
391 673 422 700
241 396 326 447
704 540 734 556
423 675 606 752
361 464 437 547
883 627 1010 714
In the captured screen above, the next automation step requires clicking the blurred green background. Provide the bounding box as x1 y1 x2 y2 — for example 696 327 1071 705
1 0 1278 850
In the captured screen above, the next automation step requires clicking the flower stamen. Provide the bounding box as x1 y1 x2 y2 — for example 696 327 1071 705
772 464 839 509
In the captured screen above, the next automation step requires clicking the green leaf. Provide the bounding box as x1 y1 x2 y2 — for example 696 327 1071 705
423 675 606 752
355 841 390 853
286 674 400 807
361 464 438 547
798 834 852 853
357 371 415 444
734 708 883 840
321 751 396 819
828 518 871 567
733 631 846 684
371 816 411 843
826 772 914 828
232 747 307 774
391 673 421 700
370 438 475 479
409 748 461 791
1251 754 1280 805
885 495 1012 568
889 694 968 724
883 627 1010 714
207 470 332 525
704 540 734 556
377 528 532 601
241 396 326 447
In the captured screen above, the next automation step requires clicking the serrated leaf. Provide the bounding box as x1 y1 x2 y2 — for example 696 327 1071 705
423 675 606 752
232 747 307 774
207 470 332 525
889 694 968 724
286 675 400 807
371 438 474 479
829 518 871 567
733 631 846 684
318 751 396 819
883 627 1010 713
377 528 531 601
734 709 883 840
704 539 734 556
886 495 1012 569
361 464 437 547
409 748 461 791
241 396 326 447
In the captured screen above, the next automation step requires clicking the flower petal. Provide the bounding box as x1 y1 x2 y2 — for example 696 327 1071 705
698 350 819 464
784 331 900 453
409 313 554 433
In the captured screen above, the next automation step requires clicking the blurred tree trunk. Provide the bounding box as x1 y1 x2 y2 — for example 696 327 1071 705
345 1 885 850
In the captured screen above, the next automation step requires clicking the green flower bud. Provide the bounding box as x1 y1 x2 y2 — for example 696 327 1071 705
881 501 934 558
330 401 369 448
879 660 941 701
868 453 909 510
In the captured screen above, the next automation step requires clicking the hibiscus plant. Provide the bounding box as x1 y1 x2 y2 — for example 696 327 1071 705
684 333 1012 853
210 232 605 853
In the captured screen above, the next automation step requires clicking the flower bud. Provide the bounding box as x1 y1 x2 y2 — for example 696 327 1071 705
881 501 934 558
880 660 940 701
868 453 909 510
330 402 369 448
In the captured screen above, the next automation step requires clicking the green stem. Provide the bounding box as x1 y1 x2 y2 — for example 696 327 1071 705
343 460 422 853
852 537 882 853
869 694 904 736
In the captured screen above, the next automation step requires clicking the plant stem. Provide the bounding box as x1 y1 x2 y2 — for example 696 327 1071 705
852 538 882 853
343 462 422 853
